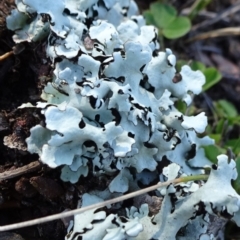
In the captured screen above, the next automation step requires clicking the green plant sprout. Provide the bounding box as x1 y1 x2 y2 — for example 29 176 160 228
144 2 191 40
187 0 212 20
204 99 240 179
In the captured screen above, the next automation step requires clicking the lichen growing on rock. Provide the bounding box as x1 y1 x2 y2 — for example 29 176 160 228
6 0 240 239
8 0 211 182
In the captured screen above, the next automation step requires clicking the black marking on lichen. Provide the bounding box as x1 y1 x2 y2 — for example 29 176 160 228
212 164 217 170
185 143 196 160
79 119 86 129
110 108 121 125
128 132 135 138
89 96 97 108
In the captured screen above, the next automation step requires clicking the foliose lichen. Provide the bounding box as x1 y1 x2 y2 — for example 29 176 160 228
6 0 240 239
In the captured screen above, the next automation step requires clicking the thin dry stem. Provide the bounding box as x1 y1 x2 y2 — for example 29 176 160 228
0 161 41 181
188 27 240 42
0 51 13 61
0 174 208 232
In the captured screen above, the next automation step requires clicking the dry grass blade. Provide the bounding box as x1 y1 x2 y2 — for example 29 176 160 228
0 175 208 232
188 27 240 42
0 51 13 61
0 43 25 62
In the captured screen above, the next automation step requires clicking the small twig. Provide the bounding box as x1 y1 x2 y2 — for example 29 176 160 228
0 43 25 62
0 161 41 181
192 3 240 31
187 27 240 42
0 51 13 61
0 174 208 231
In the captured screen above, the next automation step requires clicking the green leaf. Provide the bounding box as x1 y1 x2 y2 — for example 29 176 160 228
175 100 187 113
208 134 222 143
213 102 226 118
228 115 240 125
203 67 222 91
203 145 225 164
150 2 176 29
162 16 191 39
226 139 240 154
205 125 213 135
143 10 157 26
190 61 206 72
218 100 238 118
176 60 188 72
215 118 225 134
